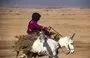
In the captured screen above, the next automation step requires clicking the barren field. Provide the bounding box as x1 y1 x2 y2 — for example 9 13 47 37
0 7 90 58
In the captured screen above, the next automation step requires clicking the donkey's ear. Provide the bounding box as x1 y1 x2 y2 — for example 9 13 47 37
70 33 75 40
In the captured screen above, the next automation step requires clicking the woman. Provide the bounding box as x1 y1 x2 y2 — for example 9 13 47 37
27 12 51 36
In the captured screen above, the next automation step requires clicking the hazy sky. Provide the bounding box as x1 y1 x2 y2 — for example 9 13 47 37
0 0 90 7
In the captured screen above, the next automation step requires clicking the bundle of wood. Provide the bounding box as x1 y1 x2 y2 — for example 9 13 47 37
14 34 38 55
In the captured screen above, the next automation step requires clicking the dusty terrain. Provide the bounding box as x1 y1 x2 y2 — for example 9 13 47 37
0 7 90 58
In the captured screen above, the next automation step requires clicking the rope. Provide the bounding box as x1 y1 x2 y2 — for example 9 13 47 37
50 27 63 37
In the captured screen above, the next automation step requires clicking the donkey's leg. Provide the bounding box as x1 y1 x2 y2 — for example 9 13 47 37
48 56 53 58
51 51 59 58
32 53 39 58
26 53 32 58
34 55 39 58
54 55 58 58
55 51 59 58
26 52 33 58
16 51 19 58
48 55 58 58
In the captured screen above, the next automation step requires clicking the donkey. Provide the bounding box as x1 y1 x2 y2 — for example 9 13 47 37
17 31 59 58
30 32 75 58
16 31 75 58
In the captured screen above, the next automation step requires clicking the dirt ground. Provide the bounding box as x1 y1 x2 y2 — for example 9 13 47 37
0 7 90 58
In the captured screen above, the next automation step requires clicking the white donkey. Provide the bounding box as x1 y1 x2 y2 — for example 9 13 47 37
20 31 75 58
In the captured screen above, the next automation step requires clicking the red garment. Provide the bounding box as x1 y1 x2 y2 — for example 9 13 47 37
27 20 46 34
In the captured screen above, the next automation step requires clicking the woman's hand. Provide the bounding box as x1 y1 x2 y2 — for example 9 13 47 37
41 26 51 31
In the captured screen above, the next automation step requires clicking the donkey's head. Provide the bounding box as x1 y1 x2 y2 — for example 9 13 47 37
58 33 75 54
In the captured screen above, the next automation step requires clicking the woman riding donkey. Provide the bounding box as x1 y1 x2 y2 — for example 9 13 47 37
15 12 58 58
